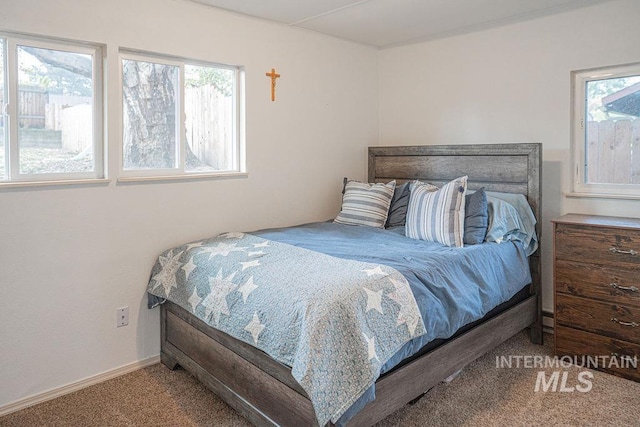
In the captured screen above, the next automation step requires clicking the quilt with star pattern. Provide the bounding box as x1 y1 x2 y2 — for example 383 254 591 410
147 231 427 426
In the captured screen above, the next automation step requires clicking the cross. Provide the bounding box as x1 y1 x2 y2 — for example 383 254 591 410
265 68 280 102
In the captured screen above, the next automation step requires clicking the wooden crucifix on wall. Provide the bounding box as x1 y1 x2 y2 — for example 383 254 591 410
265 68 280 102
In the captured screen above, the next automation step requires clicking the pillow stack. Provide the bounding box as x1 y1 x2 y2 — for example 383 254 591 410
334 176 494 249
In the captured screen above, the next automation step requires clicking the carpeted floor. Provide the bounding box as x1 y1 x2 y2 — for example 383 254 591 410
2 332 640 426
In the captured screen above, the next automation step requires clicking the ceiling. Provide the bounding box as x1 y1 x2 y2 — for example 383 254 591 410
188 0 611 48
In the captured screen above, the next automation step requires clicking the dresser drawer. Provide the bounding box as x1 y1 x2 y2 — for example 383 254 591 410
555 223 640 267
556 293 640 344
555 260 640 307
556 325 640 382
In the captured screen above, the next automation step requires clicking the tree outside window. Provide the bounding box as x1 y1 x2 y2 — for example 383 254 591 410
120 52 242 177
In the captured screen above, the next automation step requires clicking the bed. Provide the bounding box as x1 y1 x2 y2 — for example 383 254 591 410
151 143 542 426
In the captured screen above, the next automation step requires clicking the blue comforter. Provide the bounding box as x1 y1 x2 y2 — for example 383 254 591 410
149 221 531 425
255 221 531 425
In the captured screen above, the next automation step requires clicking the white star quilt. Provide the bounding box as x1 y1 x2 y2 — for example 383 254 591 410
147 232 426 426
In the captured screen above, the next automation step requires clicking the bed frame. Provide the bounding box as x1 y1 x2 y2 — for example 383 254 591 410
159 143 543 426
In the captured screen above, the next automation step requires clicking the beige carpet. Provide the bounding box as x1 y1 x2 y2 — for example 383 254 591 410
2 332 640 426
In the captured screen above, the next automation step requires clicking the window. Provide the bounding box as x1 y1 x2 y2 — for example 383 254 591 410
0 33 103 183
120 51 244 178
572 63 640 197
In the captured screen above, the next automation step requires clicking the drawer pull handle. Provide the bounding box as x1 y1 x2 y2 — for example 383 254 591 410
611 318 639 328
609 283 639 292
609 247 638 256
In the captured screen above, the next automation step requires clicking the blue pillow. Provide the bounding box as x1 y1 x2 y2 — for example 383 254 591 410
463 188 488 245
485 192 538 256
385 182 411 228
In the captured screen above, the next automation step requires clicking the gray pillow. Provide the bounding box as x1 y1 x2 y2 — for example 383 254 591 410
463 188 488 245
385 182 411 228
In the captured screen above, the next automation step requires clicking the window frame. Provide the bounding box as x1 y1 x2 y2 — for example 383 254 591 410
0 32 104 184
118 49 245 180
571 62 640 198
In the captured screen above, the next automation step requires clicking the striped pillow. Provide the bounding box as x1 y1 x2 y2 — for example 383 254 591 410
334 180 396 228
405 176 468 247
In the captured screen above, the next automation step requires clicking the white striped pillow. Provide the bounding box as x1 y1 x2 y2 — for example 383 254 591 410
405 176 468 247
334 180 396 228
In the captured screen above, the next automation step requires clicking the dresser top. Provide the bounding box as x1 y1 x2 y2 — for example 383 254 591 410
552 213 640 230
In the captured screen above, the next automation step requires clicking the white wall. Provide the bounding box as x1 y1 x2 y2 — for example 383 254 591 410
4 0 638 412
379 0 640 314
0 0 378 408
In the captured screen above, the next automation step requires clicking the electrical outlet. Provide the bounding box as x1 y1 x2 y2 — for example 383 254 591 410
117 307 129 327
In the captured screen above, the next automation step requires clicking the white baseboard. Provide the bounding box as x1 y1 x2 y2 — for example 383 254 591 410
0 312 557 416
0 355 160 417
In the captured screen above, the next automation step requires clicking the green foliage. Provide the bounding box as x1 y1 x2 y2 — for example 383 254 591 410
184 65 233 97
18 49 92 96
19 63 92 96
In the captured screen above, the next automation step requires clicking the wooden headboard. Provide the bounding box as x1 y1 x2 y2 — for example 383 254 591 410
368 143 542 338
368 143 541 244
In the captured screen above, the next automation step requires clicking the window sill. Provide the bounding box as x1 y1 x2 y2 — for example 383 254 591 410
0 178 111 190
117 172 248 184
565 192 640 201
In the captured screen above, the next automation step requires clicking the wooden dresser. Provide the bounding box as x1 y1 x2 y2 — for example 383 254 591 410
553 213 640 381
